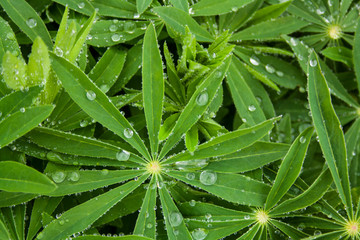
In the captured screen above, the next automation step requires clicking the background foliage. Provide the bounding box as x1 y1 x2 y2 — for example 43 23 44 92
0 0 360 239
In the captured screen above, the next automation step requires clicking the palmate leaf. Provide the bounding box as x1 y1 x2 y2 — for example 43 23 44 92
0 0 52 48
166 170 271 207
158 57 231 160
190 0 254 16
143 23 164 157
265 127 314 210
50 53 151 160
0 161 56 194
38 174 149 240
308 51 353 217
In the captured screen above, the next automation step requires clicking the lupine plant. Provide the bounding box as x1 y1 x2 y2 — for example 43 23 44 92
0 0 360 240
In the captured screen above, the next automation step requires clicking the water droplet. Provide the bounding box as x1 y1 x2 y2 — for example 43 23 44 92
146 223 153 228
189 200 196 207
100 84 109 92
316 7 325 15
101 169 109 175
244 215 250 220
20 107 25 113
314 230 321 235
265 64 275 74
6 32 15 40
80 120 88 127
54 47 63 57
26 18 37 28
290 37 298 46
52 171 66 183
205 213 212 220
249 56 260 66
196 91 208 106
124 22 136 33
78 2 85 8
299 136 306 144
169 212 183 227
134 13 140 19
109 25 118 32
68 172 80 182
310 59 317 67
116 150 130 161
231 7 238 12
111 34 122 42
59 219 65 225
86 90 96 101
188 8 194 15
199 171 217 185
248 105 256 112
186 172 195 180
191 228 208 240
276 71 284 77
123 128 133 138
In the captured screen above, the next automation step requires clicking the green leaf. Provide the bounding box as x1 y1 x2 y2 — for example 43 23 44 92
248 0 292 25
27 37 50 88
230 17 308 41
0 105 54 148
143 23 164 157
0 218 11 240
2 51 28 90
52 0 95 16
227 56 266 126
50 53 151 160
166 171 271 207
169 0 189 12
270 219 308 239
205 142 289 173
308 51 353 217
38 174 148 240
0 16 21 64
345 118 360 165
0 0 52 48
47 170 145 197
190 0 254 16
158 183 192 239
354 17 360 93
88 46 127 93
27 127 142 162
270 169 332 216
163 117 278 164
136 0 152 14
238 223 261 240
0 192 36 208
74 236 154 240
265 127 313 210
185 125 198 152
301 231 344 240
0 161 56 194
321 47 352 67
159 113 180 141
153 6 214 42
134 177 157 238
159 57 231 160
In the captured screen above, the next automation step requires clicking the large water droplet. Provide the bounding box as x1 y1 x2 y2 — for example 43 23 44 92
189 200 196 207
124 128 133 138
80 120 88 127
54 47 63 57
299 136 306 144
68 172 80 182
169 212 183 227
186 172 195 180
309 59 317 67
244 215 250 220
249 56 260 66
116 150 130 161
133 13 140 19
248 105 256 112
290 37 298 46
86 90 96 101
265 64 275 74
78 2 85 8
199 171 217 185
20 107 25 113
26 18 37 28
196 91 208 106
101 169 109 175
191 228 208 240
124 22 136 33
111 34 122 42
109 24 118 32
52 171 66 183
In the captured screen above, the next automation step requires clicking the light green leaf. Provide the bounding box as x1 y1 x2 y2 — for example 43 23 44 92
205 142 289 173
185 125 198 152
354 17 360 93
0 161 56 194
238 223 261 240
163 117 278 164
47 170 145 197
38 174 149 240
190 0 254 16
0 105 54 148
28 37 50 87
158 183 192 239
0 218 11 240
321 47 352 67
0 16 21 64
265 127 314 210
50 53 151 160
2 51 28 90
345 118 360 165
153 6 214 42
159 57 231 160
169 0 189 12
308 51 352 217
0 0 52 48
230 17 308 41
52 0 95 16
137 0 152 14
166 170 271 207
270 169 332 216
143 23 164 157
134 177 157 238
248 0 292 25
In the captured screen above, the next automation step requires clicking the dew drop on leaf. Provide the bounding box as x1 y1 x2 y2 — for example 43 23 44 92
196 91 208 106
189 200 196 207
244 215 250 220
186 172 195 180
199 170 217 185
68 172 80 182
111 34 121 42
248 105 256 112
299 136 306 144
124 22 136 33
290 37 298 46
276 71 284 77
109 25 118 32
52 171 66 183
249 56 260 66
124 128 134 138
310 59 317 67
79 120 88 127
26 18 37 28
169 212 183 227
78 2 85 9
116 150 130 161
86 90 96 101
146 223 153 228
20 107 25 113
191 228 208 240
265 64 275 74
101 169 109 175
